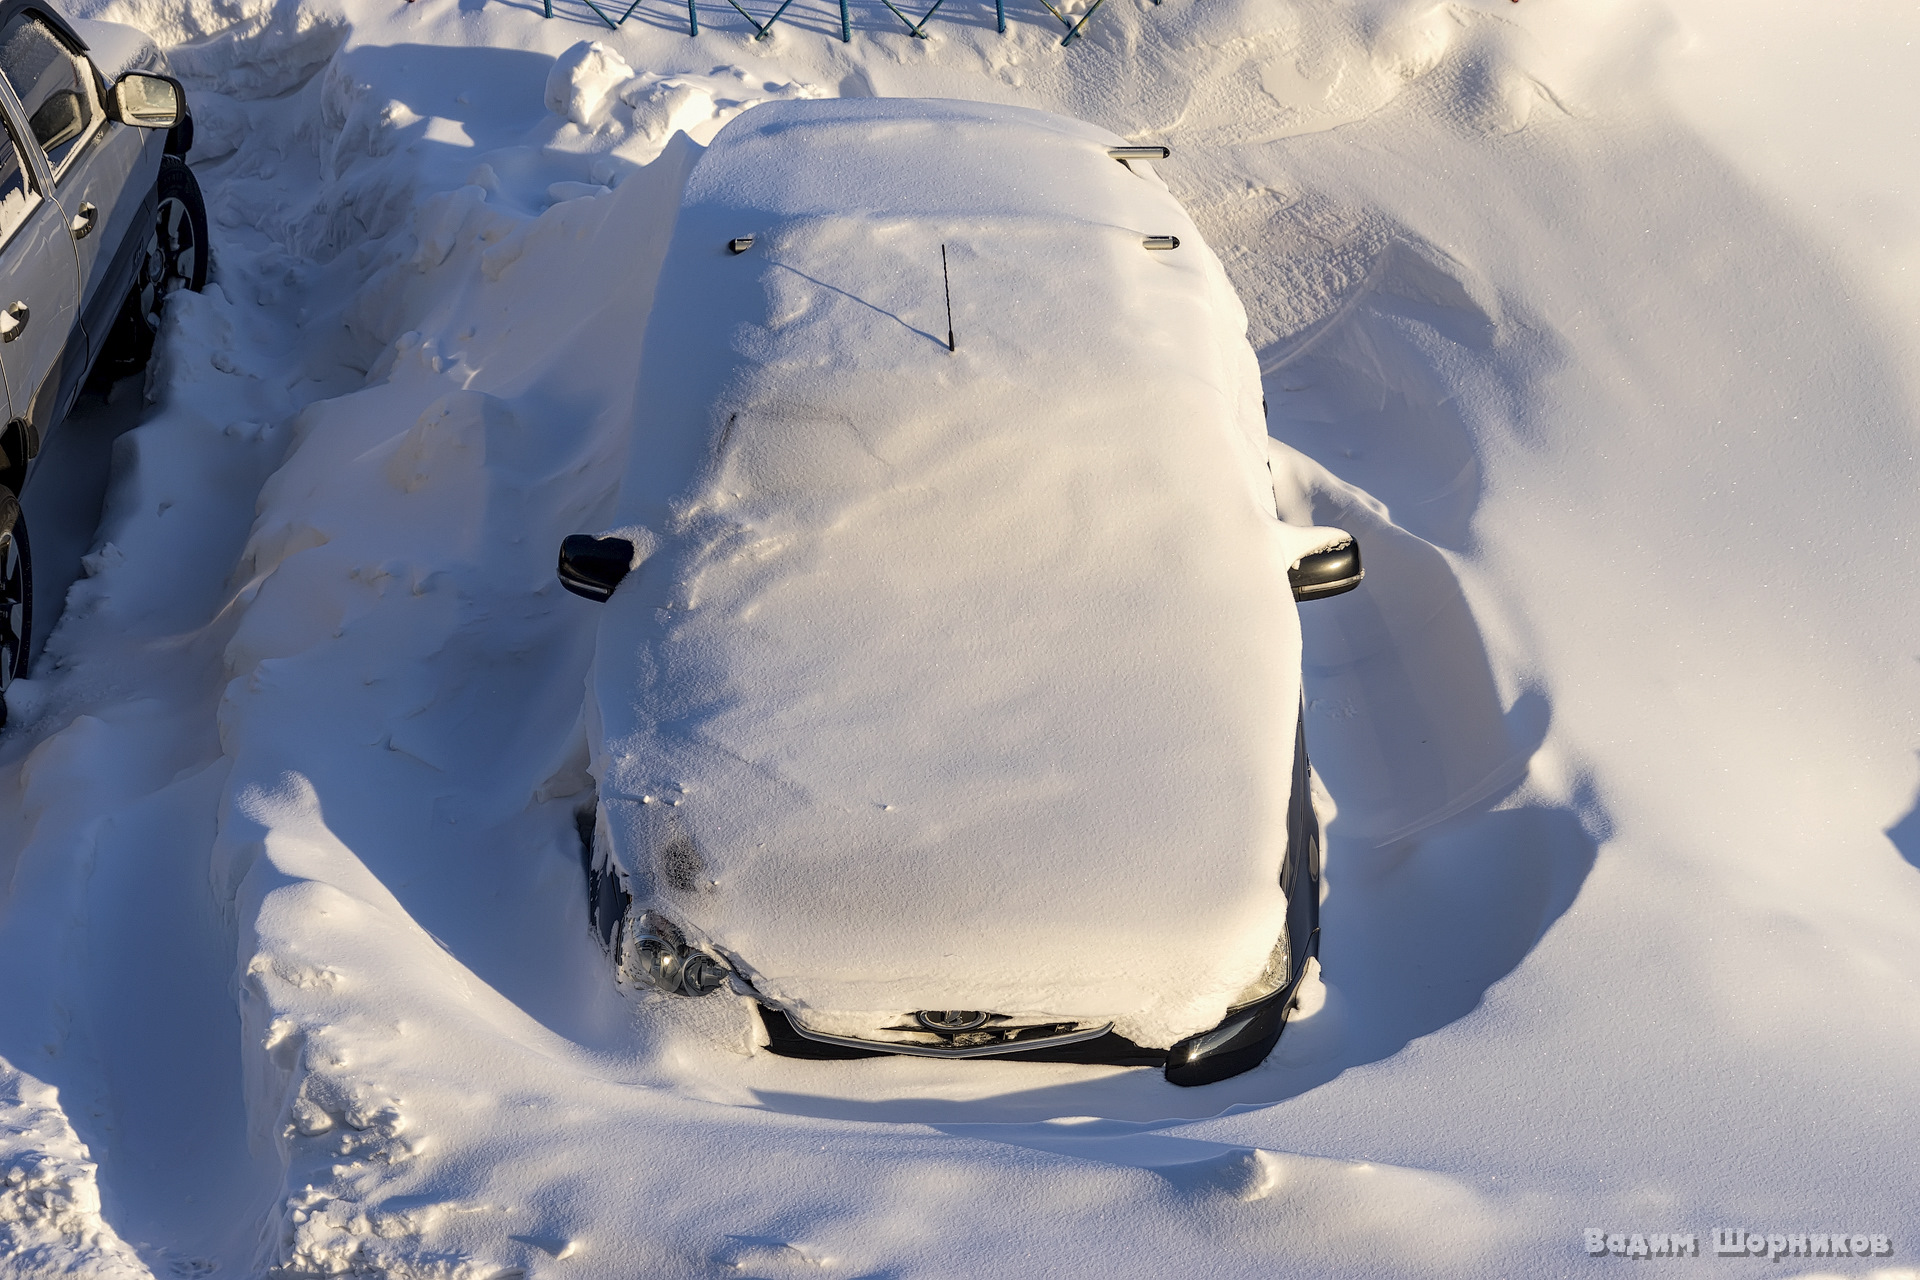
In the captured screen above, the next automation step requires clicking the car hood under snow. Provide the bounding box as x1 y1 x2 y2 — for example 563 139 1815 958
588 98 1322 1048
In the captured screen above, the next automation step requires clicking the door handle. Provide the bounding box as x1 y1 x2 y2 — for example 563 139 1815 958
0 303 25 342
69 201 96 239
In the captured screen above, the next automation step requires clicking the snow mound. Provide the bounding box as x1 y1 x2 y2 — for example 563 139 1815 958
544 40 632 128
543 41 826 171
0 1061 151 1280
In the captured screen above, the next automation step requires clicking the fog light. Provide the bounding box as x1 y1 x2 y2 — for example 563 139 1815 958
681 953 729 996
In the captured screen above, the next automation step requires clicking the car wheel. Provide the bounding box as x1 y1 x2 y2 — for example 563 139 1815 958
0 490 32 728
100 155 209 375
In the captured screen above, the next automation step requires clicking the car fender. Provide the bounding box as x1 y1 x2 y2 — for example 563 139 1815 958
64 15 168 81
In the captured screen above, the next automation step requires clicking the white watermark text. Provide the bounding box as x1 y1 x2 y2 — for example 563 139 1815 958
1584 1229 1894 1261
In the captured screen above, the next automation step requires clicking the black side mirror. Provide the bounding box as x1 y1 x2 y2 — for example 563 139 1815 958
558 534 635 602
1290 541 1362 601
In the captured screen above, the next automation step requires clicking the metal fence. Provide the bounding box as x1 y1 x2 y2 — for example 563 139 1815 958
543 0 1144 47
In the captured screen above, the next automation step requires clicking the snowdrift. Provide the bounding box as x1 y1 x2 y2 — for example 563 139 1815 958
0 0 1914 1273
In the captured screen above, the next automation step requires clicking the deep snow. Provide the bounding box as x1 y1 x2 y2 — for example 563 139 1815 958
0 0 1916 1274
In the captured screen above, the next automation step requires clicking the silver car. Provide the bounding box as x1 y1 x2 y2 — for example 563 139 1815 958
0 0 204 718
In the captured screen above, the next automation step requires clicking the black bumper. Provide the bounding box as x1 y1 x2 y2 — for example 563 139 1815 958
757 937 1314 1085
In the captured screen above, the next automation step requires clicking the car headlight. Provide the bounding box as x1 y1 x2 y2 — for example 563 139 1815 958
1227 927 1289 1011
629 912 731 998
1165 924 1299 1087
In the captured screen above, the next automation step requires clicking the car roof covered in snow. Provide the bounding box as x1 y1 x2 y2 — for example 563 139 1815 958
591 98 1315 1046
2 0 88 48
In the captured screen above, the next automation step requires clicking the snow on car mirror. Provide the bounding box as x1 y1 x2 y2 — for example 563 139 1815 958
1290 540 1363 602
110 74 184 128
558 534 636 602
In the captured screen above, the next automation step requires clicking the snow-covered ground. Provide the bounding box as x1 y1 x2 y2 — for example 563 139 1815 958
1 0 1916 1274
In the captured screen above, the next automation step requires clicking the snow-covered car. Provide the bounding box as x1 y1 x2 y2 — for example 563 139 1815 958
559 98 1361 1086
0 0 204 711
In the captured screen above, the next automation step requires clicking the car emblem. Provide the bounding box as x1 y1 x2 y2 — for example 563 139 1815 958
915 1009 991 1033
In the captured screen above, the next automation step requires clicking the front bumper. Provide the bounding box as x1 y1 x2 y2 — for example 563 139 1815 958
757 927 1316 1085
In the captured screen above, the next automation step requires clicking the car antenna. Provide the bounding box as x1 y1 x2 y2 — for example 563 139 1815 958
941 243 956 353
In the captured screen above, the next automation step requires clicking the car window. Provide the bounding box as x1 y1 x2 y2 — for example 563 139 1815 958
0 15 98 177
0 108 37 247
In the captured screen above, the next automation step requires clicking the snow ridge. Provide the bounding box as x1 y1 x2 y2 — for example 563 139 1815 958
0 1062 152 1280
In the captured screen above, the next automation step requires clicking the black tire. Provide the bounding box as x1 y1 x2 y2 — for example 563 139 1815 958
100 155 209 376
0 490 32 728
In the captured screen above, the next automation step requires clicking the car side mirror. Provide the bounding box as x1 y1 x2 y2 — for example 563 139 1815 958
1290 540 1362 601
558 534 636 602
109 73 185 128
